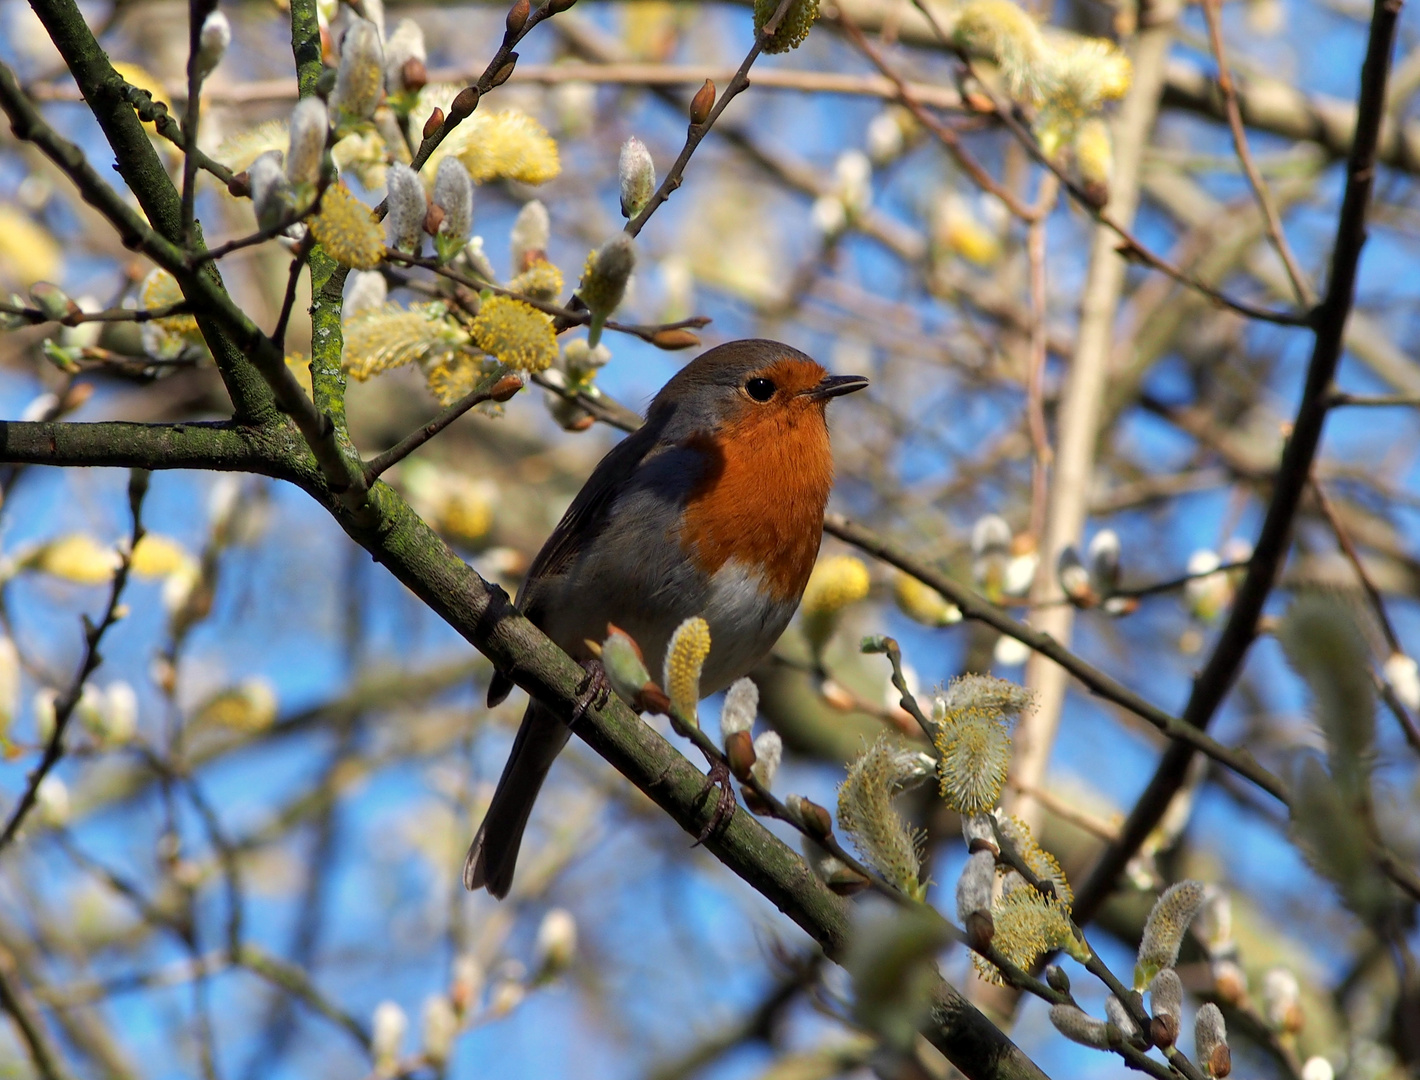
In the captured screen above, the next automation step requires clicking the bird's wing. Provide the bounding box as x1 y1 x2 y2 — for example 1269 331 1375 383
486 417 664 707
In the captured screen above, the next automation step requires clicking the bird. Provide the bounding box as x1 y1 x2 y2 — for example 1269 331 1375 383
464 338 868 898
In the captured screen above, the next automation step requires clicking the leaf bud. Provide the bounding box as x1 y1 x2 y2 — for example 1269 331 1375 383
1194 1003 1230 1078
505 0 530 38
490 54 518 88
725 729 756 781
451 86 480 120
618 135 656 219
689 79 715 125
786 794 832 839
650 327 699 350
29 282 77 323
194 11 231 81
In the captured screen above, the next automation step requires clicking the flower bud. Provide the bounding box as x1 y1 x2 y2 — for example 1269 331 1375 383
786 794 832 838
432 157 474 263
724 729 756 781
1045 964 1070 993
961 812 999 853
1195 1002 1230 1078
371 1000 407 1077
800 554 870 656
1212 958 1248 1004
1105 994 1141 1042
720 677 758 737
489 55 518 88
286 97 329 191
1135 879 1205 989
1261 967 1303 1033
384 163 426 253
956 847 995 926
689 79 715 125
802 837 871 894
420 994 458 1065
595 623 655 710
533 908 577 974
1057 545 1094 607
618 135 655 219
344 269 388 317
505 0 530 38
383 19 427 95
450 953 484 1017
1088 529 1121 591
28 282 75 323
194 11 231 81
248 150 292 231
750 730 781 789
1049 1004 1111 1049
36 775 69 827
1384 651 1420 712
331 18 384 121
576 234 636 320
1074 118 1112 206
650 327 699 350
450 85 479 120
510 200 550 272
1149 968 1183 1047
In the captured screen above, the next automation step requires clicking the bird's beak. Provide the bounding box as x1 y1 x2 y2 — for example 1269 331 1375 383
803 374 869 401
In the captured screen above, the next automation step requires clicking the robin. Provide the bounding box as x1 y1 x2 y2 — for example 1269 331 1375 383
465 338 868 898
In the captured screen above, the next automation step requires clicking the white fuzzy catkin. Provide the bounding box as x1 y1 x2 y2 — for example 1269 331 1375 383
384 163 426 253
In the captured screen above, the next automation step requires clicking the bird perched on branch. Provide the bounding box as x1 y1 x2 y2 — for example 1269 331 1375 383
465 338 868 898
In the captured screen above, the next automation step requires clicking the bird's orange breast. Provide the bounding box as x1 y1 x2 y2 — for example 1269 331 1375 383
678 400 834 604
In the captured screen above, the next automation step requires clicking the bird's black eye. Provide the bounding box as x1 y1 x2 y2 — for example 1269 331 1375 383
745 377 776 402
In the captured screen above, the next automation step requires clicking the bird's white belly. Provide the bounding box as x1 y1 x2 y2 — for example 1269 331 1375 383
696 558 798 696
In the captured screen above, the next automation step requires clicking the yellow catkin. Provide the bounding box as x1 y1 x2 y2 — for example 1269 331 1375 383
130 534 193 579
952 0 1046 98
310 183 385 270
34 535 119 585
893 573 961 626
342 302 471 381
801 555 870 617
508 260 564 303
424 355 496 406
139 268 200 339
754 0 820 53
664 616 711 722
997 815 1073 907
933 705 1012 814
973 889 1073 985
469 296 557 373
213 120 289 174
837 737 926 898
433 111 560 185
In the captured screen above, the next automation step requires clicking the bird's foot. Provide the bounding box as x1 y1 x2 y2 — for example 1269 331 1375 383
691 758 737 847
570 657 610 728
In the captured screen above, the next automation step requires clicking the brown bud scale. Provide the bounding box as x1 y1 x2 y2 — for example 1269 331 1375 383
505 0 530 37
725 730 756 782
689 80 716 126
423 107 445 141
401 57 428 93
650 328 700 350
451 86 480 120
490 54 518 88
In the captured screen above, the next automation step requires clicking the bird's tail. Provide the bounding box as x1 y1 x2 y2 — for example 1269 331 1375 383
463 699 571 899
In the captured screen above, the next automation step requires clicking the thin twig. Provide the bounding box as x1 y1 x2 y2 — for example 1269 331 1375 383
0 301 193 326
271 236 313 351
1200 0 1315 305
0 469 149 852
1327 390 1420 407
1026 183 1056 541
180 0 217 244
363 372 525 481
624 0 801 238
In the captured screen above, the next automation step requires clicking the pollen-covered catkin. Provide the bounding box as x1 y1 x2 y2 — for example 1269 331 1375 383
1136 880 1206 989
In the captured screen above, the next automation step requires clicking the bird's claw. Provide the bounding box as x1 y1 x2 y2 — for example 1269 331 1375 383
691 758 737 847
570 657 611 728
